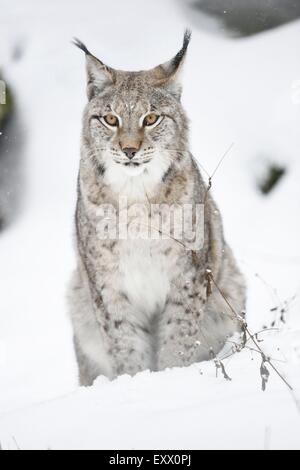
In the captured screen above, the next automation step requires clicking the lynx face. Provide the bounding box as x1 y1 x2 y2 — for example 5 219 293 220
75 32 191 183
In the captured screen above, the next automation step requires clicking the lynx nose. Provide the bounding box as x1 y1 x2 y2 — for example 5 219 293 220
122 147 138 160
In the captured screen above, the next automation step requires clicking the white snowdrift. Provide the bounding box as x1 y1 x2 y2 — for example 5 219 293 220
1 344 300 450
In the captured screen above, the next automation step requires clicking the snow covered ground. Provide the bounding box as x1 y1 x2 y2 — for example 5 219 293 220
0 0 299 450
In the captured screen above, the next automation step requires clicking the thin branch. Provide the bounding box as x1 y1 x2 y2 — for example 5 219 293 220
206 270 294 392
203 142 235 203
211 142 235 179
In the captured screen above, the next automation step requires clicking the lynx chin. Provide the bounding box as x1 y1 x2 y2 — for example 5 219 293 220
68 31 246 385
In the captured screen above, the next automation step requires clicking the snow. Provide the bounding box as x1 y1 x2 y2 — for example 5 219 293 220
1 355 300 451
0 0 300 450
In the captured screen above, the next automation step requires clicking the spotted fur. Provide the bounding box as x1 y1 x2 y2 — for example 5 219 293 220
69 32 246 385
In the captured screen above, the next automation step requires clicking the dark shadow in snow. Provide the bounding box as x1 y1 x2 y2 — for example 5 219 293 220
258 163 287 195
181 0 300 37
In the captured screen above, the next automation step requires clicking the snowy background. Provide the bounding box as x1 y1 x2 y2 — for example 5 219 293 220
0 0 300 450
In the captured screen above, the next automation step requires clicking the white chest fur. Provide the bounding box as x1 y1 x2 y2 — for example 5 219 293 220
118 239 170 318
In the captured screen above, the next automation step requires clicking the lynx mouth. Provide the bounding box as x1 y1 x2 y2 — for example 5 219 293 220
118 159 152 176
124 161 141 167
115 158 152 168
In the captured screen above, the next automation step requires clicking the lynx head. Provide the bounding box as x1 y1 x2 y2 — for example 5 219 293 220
74 31 191 191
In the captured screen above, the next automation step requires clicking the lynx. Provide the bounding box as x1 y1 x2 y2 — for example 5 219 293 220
69 31 246 385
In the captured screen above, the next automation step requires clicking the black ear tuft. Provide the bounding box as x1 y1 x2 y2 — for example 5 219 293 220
172 29 192 69
72 38 91 56
72 38 115 99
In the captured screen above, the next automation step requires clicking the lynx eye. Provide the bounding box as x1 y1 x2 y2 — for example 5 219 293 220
143 113 160 127
103 113 119 127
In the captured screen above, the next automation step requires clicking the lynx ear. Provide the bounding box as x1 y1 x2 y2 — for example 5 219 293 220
73 38 115 99
149 29 191 100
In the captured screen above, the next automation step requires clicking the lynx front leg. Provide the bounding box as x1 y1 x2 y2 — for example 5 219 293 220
70 270 152 383
69 270 114 385
95 291 153 378
157 296 212 370
157 284 240 371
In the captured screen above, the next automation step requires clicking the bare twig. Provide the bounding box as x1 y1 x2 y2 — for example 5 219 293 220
205 269 294 392
211 142 235 180
203 142 235 203
260 355 270 391
215 359 232 381
12 436 20 450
